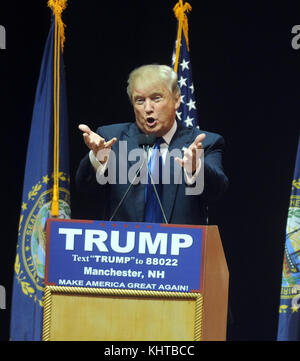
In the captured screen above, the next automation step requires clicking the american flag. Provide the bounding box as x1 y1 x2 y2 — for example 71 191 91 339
172 25 199 128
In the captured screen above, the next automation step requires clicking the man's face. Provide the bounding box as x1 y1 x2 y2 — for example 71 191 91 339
131 83 181 137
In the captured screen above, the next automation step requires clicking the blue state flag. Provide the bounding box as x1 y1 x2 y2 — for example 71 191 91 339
10 13 71 341
277 134 300 341
172 2 198 128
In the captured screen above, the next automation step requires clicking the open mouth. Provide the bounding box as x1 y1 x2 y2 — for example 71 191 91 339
146 117 157 127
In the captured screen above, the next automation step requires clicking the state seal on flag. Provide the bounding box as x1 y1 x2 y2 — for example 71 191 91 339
282 197 300 288
279 192 300 313
15 173 71 306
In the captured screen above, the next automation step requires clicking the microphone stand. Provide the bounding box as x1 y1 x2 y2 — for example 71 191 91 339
109 155 147 221
109 134 168 224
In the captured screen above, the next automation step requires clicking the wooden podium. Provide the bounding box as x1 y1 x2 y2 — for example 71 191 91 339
43 220 229 341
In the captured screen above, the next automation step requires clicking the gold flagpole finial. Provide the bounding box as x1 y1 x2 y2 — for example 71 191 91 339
173 0 192 73
48 0 68 51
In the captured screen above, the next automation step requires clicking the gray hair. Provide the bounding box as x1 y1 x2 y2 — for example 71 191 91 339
127 64 181 101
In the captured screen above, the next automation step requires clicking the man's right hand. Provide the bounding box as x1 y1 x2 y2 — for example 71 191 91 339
78 124 117 164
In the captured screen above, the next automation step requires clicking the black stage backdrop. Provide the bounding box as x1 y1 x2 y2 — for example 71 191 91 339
0 1 299 341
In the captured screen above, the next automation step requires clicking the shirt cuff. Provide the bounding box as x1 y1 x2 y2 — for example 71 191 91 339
184 160 202 185
89 150 108 174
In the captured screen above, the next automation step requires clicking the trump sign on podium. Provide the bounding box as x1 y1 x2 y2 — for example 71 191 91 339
43 219 228 341
45 219 205 293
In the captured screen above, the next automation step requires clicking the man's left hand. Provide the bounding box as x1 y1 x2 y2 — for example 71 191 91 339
175 133 206 174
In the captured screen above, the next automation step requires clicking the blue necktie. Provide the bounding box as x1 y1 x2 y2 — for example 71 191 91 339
144 138 164 223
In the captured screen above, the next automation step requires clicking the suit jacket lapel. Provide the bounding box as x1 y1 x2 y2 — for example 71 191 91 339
122 123 145 221
163 123 195 223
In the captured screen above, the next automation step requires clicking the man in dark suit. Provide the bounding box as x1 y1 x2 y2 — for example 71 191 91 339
76 64 228 225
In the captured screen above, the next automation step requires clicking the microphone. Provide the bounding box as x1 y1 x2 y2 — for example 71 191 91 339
138 134 156 148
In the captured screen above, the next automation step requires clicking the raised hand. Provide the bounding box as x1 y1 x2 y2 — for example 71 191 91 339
78 124 117 164
175 133 206 174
